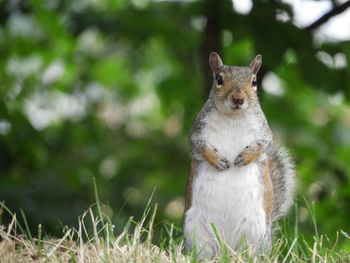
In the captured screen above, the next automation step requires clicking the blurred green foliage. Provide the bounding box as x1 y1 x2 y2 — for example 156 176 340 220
0 0 350 248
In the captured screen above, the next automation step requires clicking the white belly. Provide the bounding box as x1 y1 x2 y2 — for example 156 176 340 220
189 162 266 249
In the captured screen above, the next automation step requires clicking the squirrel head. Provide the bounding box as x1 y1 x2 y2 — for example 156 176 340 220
209 52 262 113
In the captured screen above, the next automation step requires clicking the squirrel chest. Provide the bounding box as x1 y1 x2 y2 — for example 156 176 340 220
202 110 259 162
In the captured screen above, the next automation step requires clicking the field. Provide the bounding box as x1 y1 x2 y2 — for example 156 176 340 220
1 201 349 263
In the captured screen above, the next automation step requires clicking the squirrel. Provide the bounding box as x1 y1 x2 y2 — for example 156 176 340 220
183 52 296 258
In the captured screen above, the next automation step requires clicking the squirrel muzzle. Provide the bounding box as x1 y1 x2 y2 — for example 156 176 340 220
230 92 246 110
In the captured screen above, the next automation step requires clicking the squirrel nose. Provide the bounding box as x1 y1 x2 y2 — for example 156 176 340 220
232 98 244 105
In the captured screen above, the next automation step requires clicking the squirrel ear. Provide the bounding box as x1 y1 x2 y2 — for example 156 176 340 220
249 54 262 74
209 52 223 75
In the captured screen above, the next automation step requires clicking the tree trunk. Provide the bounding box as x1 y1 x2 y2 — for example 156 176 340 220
200 0 223 98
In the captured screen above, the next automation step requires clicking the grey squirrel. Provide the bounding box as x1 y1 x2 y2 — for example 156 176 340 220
183 52 296 258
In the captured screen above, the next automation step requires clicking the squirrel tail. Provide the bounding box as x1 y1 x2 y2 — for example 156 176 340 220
269 144 296 222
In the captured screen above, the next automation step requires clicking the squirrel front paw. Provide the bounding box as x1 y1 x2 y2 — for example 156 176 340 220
202 146 230 171
234 146 260 167
215 157 230 171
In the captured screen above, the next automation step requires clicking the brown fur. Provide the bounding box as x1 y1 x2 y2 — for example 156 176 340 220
185 160 198 212
242 149 260 164
215 73 256 104
268 145 296 222
245 76 257 97
262 160 274 221
234 141 267 167
202 146 221 169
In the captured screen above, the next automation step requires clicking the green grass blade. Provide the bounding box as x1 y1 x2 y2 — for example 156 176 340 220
92 177 103 223
0 201 26 235
20 208 32 240
36 224 42 258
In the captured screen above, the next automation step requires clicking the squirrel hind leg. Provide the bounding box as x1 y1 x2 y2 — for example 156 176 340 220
269 144 296 222
183 211 219 259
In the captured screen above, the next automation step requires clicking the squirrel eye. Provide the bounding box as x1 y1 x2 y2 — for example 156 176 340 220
252 77 257 87
216 75 224 86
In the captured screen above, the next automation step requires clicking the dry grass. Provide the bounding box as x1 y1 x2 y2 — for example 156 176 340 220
1 185 349 262
0 205 349 263
0 208 188 263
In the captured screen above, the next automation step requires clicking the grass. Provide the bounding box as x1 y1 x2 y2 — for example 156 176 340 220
0 182 349 262
0 204 349 263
